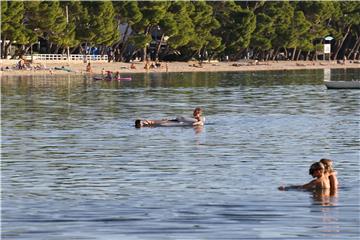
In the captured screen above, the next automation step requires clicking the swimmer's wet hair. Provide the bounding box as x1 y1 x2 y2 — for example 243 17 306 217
309 162 325 175
319 158 334 173
135 119 141 128
193 107 202 115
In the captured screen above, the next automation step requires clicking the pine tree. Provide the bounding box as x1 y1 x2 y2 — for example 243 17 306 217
183 1 221 60
1 1 36 58
250 13 274 61
329 2 360 59
134 1 170 60
112 1 143 61
296 1 337 60
261 1 294 60
287 11 312 60
158 1 194 59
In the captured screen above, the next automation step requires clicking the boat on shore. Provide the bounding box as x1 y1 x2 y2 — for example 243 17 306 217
324 80 360 89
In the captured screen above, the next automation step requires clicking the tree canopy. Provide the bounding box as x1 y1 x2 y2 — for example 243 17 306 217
1 0 359 60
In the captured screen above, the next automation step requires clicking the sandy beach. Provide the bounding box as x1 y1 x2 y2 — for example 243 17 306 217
1 59 359 77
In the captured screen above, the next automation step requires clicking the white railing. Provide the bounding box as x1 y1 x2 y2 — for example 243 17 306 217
25 54 108 61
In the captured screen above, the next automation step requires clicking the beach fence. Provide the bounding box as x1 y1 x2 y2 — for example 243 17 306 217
26 54 108 62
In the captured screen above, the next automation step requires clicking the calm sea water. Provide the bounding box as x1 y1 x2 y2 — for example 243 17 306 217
1 69 359 239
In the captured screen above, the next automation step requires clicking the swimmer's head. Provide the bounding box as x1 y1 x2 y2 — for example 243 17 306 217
135 119 142 128
309 162 325 176
193 107 202 117
319 158 334 173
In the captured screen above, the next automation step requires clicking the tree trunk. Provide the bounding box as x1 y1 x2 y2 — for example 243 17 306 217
291 47 296 61
268 49 274 60
155 33 164 61
118 24 134 61
296 49 302 61
54 45 61 54
353 40 360 60
142 25 151 62
333 25 351 60
46 42 53 54
347 36 360 60
4 42 11 59
1 36 6 59
24 45 31 56
272 48 279 61
265 51 270 61
71 46 78 54
78 44 84 55
15 45 27 58
119 24 130 51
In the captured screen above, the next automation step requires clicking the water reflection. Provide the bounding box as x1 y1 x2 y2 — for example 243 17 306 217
310 189 340 237
311 188 338 206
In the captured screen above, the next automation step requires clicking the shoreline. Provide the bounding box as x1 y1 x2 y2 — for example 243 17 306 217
1 59 359 77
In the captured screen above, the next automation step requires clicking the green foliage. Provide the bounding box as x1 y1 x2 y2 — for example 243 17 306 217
263 1 294 49
92 2 120 45
296 1 337 39
1 1 359 60
164 1 194 49
128 34 152 49
134 1 170 32
113 1 142 25
251 13 274 50
187 1 221 52
287 11 311 49
71 2 94 43
1 1 36 45
228 8 256 51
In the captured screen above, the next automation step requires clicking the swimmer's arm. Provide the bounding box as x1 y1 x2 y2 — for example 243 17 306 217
300 179 318 190
278 179 317 191
329 173 338 189
192 120 203 126
192 117 205 126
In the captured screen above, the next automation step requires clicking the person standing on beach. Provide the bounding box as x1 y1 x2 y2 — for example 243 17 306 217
144 61 150 71
86 62 92 73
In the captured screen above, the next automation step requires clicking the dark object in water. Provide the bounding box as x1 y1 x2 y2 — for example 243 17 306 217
93 76 132 81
